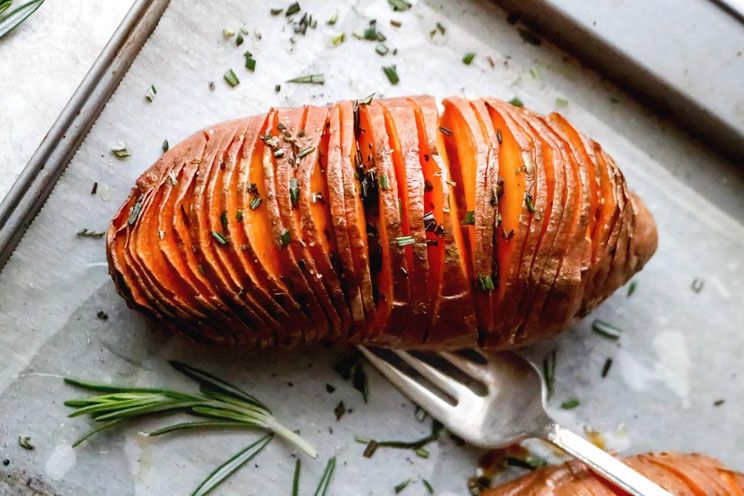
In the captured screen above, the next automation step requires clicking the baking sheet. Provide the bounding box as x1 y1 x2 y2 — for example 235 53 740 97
1 0 744 494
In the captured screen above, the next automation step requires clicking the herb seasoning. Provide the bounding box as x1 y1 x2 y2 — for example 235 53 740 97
145 84 157 102
592 319 622 340
224 68 240 87
286 74 325 84
462 211 475 225
382 65 399 85
462 52 476 65
212 231 228 246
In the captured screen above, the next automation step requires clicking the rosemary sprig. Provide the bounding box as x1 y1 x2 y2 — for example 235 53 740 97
64 361 316 458
0 0 44 39
313 457 336 496
191 433 273 496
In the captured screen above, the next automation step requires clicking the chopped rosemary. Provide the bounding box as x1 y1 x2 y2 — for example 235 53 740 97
379 173 389 190
561 398 580 410
601 358 613 378
144 84 157 102
387 0 411 11
224 68 240 87
274 148 285 158
334 401 346 420
270 7 283 15
462 52 476 65
275 84 281 92
289 178 299 207
286 74 325 84
415 447 429 458
358 93 375 106
297 146 315 159
330 32 345 47
162 139 169 152
76 228 105 239
325 383 335 393
223 28 235 38
509 97 524 107
235 32 244 46
414 406 427 422
212 231 228 246
429 22 445 37
90 182 98 195
423 479 434 494
285 2 300 16
382 65 399 85
627 280 637 297
525 193 536 212
220 211 228 230
111 146 130 159
128 196 143 225
313 457 336 496
250 196 262 210
279 228 291 246
691 277 704 293
462 211 475 225
375 43 389 56
394 479 411 494
592 319 622 340
478 274 495 291
555 97 569 108
352 363 369 403
244 52 256 71
18 436 34 450
395 235 415 247
439 126 453 136
363 440 379 458
326 10 338 25
505 455 547 470
542 349 556 398
390 19 401 28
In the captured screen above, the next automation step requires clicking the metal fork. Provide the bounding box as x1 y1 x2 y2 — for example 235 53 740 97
358 347 671 496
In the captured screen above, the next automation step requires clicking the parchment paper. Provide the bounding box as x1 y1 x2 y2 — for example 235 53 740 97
1 0 743 494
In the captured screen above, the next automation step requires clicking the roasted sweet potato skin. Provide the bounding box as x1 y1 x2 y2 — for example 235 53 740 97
484 452 744 495
107 96 657 349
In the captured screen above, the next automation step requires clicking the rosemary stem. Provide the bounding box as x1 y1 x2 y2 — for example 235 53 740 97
264 416 317 458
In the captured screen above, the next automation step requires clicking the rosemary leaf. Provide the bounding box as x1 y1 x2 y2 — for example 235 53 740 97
285 2 300 17
111 146 130 159
169 360 269 411
191 433 273 496
394 479 411 493
292 458 301 496
244 52 256 71
591 319 622 340
145 84 157 102
330 32 345 47
76 228 105 239
423 479 434 494
560 397 580 410
627 280 637 297
509 97 524 107
0 0 44 39
146 420 247 437
18 435 34 450
162 139 169 152
313 457 336 496
0 0 11 16
286 74 325 84
462 52 476 65
326 10 338 25
127 196 143 225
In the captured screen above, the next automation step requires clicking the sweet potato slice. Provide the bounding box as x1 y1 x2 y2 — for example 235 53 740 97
220 115 312 342
407 95 477 348
292 105 352 341
188 122 272 346
358 101 412 345
204 119 282 346
107 191 161 319
467 98 501 339
337 100 376 338
483 99 541 347
379 97 431 346
512 110 580 345
169 127 258 343
325 102 365 332
243 110 324 345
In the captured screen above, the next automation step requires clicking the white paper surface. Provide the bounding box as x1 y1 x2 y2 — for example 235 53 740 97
1 0 743 494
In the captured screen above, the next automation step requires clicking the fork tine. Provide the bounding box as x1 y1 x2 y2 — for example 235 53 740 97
438 351 490 383
357 347 453 419
393 350 471 400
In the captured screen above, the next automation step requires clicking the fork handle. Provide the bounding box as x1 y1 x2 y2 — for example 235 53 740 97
540 423 672 496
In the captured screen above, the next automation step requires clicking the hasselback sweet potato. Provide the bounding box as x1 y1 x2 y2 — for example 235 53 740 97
485 452 744 495
107 96 657 349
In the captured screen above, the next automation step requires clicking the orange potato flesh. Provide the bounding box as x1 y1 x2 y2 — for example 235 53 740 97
108 97 656 349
